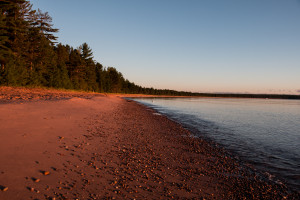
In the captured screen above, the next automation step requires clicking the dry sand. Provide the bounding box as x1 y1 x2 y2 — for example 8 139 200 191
0 87 298 199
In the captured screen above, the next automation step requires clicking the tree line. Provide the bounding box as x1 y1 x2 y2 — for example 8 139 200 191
0 0 192 95
1 0 299 99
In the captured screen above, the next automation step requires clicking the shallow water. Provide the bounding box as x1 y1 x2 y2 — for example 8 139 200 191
131 97 300 191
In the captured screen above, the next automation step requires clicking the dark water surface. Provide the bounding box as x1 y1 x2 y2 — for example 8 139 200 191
131 97 300 192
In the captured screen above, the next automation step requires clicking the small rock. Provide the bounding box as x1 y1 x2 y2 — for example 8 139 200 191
44 171 50 175
1 187 8 192
34 178 40 183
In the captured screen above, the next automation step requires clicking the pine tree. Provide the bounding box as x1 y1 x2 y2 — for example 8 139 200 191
0 0 32 85
0 6 10 69
68 48 87 90
79 43 98 91
107 67 124 93
33 9 58 44
95 62 104 92
80 42 93 61
24 8 58 86
54 44 72 89
0 8 9 84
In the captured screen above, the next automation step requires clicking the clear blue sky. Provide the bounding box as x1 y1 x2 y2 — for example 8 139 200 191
30 0 300 94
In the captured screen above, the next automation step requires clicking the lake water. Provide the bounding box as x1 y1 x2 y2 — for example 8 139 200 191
131 97 300 191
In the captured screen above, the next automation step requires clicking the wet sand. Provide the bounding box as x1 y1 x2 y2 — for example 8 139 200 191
0 87 298 199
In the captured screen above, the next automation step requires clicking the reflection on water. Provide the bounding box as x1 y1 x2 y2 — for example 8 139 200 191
132 97 300 191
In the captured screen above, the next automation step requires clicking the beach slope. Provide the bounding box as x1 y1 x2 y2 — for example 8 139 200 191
0 87 295 199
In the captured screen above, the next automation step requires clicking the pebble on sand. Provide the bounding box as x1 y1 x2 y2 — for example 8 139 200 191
1 187 8 192
42 171 50 175
33 178 40 183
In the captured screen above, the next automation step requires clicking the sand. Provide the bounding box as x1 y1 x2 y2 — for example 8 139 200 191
0 87 298 199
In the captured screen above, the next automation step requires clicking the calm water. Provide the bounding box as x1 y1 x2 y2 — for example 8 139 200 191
132 97 300 191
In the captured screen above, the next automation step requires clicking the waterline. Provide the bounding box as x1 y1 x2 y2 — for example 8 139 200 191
131 97 300 192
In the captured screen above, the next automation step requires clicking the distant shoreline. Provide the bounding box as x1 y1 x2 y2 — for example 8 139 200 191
122 94 300 100
1 86 299 102
121 93 300 100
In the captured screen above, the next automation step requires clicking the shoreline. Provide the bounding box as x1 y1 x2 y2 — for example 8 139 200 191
1 86 299 102
130 97 300 193
129 98 300 192
0 87 298 199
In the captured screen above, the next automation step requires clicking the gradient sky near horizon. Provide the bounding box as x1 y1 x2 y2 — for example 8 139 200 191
30 0 300 94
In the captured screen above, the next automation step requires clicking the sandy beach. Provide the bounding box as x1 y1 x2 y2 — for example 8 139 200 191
0 87 297 199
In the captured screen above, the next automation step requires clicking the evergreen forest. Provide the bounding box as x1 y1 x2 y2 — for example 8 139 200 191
1 0 199 96
1 0 299 99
